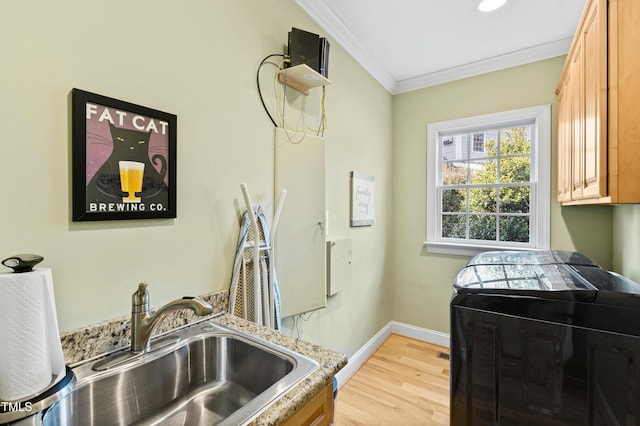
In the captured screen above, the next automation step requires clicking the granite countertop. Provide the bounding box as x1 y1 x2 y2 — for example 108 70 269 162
213 314 347 425
58 290 347 425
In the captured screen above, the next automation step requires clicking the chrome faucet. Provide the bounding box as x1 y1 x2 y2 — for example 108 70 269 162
130 282 213 353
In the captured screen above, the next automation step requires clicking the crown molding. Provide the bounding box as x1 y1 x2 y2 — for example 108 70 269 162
295 0 397 92
393 38 573 94
296 0 572 95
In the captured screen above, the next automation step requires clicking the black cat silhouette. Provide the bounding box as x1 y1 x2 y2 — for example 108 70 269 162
85 123 168 206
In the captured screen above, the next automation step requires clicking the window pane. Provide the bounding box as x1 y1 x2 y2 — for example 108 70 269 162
482 138 498 158
442 189 465 212
499 127 531 155
442 162 467 185
499 216 530 243
441 135 467 161
500 187 530 213
428 105 549 253
469 215 496 240
472 133 484 152
499 157 530 183
469 187 496 213
442 215 466 238
470 159 497 184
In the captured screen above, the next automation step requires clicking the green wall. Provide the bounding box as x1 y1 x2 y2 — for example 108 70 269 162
1 1 620 356
613 206 640 282
0 0 393 357
391 56 613 333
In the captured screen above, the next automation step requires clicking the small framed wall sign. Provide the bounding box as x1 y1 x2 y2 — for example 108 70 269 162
350 172 374 227
71 89 177 221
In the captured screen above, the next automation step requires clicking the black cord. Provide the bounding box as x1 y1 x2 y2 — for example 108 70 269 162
257 53 285 127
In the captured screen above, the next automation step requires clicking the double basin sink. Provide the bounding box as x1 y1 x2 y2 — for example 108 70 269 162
16 319 317 425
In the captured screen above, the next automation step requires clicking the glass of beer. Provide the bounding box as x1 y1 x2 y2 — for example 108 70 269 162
119 161 145 203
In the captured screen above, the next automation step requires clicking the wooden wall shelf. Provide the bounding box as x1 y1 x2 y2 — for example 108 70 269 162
278 64 331 95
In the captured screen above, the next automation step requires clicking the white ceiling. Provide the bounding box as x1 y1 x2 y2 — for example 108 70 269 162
296 0 588 94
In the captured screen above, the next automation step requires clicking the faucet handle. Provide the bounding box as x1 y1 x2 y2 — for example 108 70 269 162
132 282 149 313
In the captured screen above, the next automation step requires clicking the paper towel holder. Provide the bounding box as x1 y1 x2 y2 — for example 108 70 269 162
2 254 44 273
0 366 75 423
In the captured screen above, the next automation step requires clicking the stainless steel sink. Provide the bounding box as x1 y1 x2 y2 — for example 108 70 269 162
36 320 317 426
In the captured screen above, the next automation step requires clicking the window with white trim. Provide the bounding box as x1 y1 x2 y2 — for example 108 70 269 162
426 105 550 256
472 133 484 152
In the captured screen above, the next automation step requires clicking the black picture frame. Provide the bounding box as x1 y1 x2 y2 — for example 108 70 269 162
71 89 177 221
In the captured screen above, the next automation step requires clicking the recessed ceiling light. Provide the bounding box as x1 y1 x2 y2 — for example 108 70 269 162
478 0 507 12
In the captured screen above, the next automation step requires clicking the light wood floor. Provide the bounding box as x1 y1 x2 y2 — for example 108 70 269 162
335 334 450 426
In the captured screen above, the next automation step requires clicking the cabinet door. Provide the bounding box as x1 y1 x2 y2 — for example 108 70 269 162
609 0 640 203
282 382 334 426
582 0 607 198
569 42 584 201
556 82 572 202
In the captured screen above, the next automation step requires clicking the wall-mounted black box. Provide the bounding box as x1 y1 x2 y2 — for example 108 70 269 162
287 27 329 78
288 27 320 71
319 37 330 78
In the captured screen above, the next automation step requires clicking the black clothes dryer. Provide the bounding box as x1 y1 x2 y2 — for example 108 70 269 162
450 250 640 426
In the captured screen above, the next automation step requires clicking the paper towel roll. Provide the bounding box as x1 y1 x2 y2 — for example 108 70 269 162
0 268 66 401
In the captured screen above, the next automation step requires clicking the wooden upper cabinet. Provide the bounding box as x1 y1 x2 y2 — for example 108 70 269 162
613 0 640 203
556 0 640 205
570 39 584 201
581 0 607 199
556 80 572 203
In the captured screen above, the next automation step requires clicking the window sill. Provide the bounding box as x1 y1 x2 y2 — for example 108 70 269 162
423 241 540 257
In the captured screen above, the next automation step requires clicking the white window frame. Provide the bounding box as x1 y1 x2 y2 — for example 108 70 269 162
425 105 551 257
472 133 485 152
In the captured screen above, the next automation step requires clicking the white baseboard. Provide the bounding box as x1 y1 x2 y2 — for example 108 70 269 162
389 321 450 348
334 321 449 390
334 324 392 390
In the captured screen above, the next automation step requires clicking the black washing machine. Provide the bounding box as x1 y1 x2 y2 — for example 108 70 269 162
450 250 640 426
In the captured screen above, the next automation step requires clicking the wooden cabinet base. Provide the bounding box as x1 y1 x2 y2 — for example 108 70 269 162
282 382 334 426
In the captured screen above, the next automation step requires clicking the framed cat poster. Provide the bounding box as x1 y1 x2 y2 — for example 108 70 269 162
71 89 177 221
